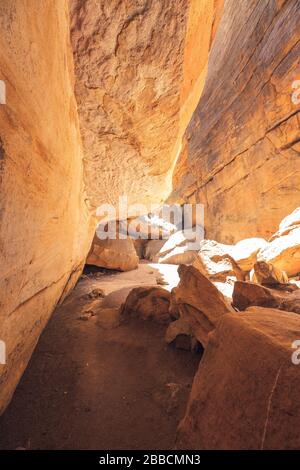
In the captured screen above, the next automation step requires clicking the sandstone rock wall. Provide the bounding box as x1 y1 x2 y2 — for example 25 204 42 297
0 0 93 413
171 0 300 243
70 0 222 211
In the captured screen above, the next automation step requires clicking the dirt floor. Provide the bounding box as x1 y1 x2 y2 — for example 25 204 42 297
0 263 200 450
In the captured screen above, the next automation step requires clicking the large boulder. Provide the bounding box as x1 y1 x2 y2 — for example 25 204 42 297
177 307 300 449
172 265 233 347
233 281 300 314
159 247 199 265
144 229 202 265
86 237 139 271
120 286 171 324
196 238 266 274
193 253 245 282
258 227 300 277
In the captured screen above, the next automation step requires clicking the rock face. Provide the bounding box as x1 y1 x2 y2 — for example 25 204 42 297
172 265 232 347
177 307 300 449
70 0 223 211
171 0 300 243
0 1 93 413
120 286 171 324
87 236 139 271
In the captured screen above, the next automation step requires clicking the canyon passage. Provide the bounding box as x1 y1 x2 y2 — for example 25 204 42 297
0 0 300 452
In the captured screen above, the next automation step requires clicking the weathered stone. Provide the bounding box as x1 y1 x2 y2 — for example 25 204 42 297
230 238 268 272
233 281 300 314
177 307 300 449
121 286 171 324
0 0 93 414
87 237 139 272
172 265 232 347
70 0 221 211
171 0 300 243
194 253 245 282
270 207 300 240
258 227 300 277
159 247 199 266
196 238 267 274
144 229 200 265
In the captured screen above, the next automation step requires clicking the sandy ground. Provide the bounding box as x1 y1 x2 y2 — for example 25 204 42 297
0 263 200 450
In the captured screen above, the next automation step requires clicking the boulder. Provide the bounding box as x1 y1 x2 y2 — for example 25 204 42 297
120 286 171 324
197 239 231 259
194 253 245 282
270 207 300 240
144 229 201 265
172 265 233 347
198 238 267 273
159 247 199 265
143 228 205 265
177 307 300 449
251 261 288 285
233 281 300 314
86 236 139 272
257 227 300 277
230 238 268 271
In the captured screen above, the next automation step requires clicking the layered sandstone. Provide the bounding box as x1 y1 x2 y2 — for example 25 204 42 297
70 0 222 211
171 0 300 243
0 0 93 413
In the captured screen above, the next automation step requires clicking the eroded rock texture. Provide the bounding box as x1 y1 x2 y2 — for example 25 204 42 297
172 0 300 243
0 0 93 413
177 308 300 449
70 0 222 210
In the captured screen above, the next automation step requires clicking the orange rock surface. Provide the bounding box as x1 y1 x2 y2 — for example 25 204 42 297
171 0 300 243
